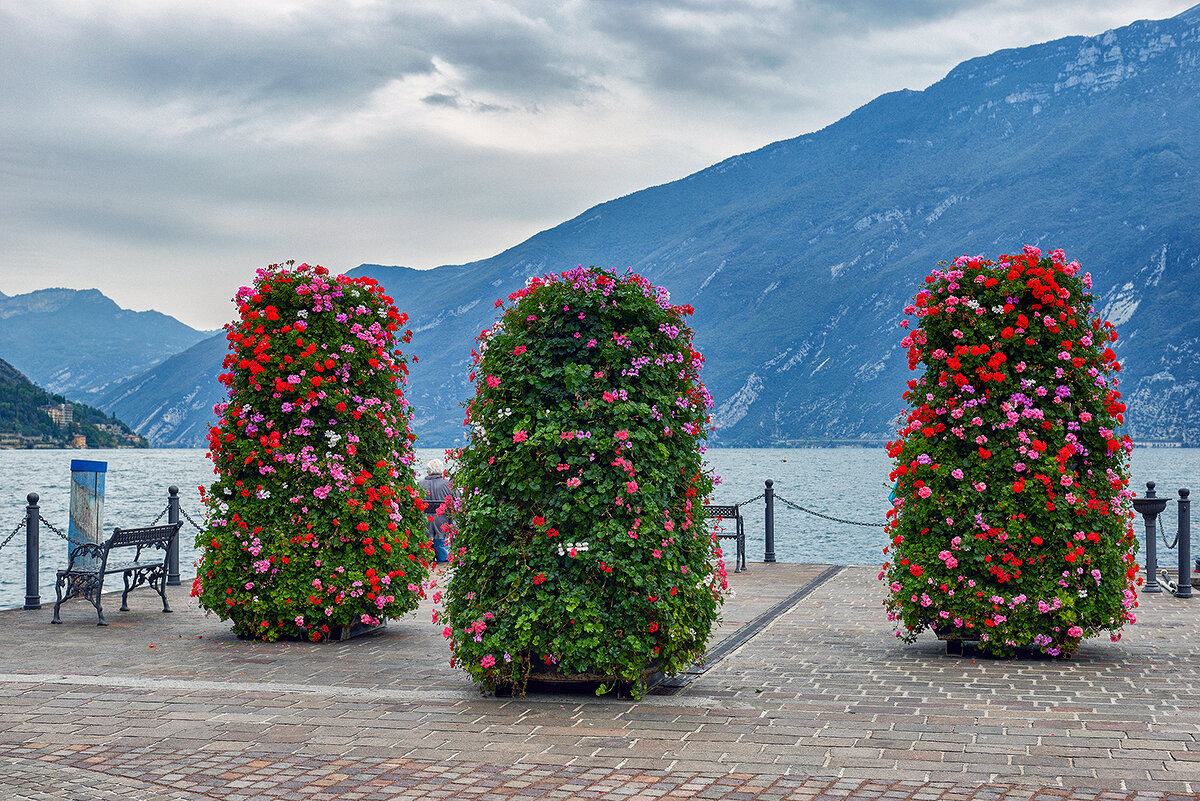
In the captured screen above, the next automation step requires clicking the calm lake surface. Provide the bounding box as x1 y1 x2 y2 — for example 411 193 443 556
0 446 1195 609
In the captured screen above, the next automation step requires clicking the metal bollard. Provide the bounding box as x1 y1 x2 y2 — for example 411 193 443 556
764 479 776 563
1132 482 1167 593
24 493 40 610
1177 488 1192 599
167 486 181 586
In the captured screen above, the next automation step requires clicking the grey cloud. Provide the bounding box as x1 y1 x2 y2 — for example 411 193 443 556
422 93 462 108
0 2 598 124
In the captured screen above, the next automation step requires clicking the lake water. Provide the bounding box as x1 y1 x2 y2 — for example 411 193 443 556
0 446 1195 610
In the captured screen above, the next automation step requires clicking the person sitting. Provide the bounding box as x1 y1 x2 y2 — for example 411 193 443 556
419 459 454 564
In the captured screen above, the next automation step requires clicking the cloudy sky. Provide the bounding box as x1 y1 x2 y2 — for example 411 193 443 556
1 0 1193 330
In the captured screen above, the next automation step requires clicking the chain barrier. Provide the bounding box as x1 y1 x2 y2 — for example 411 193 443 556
0 520 26 552
1158 515 1179 550
150 504 169 526
179 506 206 533
773 493 887 528
736 492 765 507
38 515 70 542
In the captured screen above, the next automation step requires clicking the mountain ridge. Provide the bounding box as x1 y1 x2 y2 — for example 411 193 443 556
0 356 147 449
0 287 212 403
93 4 1200 446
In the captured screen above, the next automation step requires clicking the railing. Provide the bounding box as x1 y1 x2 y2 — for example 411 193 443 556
712 479 887 566
1132 482 1193 598
3 486 206 610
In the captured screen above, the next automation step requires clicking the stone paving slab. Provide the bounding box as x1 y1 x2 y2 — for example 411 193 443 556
0 564 1197 799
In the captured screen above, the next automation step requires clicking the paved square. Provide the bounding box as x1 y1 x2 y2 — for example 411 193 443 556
0 563 1196 799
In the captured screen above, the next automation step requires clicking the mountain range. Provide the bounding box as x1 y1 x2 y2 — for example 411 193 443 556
0 289 211 402
7 5 1200 447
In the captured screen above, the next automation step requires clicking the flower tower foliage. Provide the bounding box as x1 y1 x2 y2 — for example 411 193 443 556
196 262 430 642
883 247 1138 657
441 266 724 695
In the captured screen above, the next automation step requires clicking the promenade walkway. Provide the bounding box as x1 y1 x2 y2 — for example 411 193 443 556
0 563 1197 800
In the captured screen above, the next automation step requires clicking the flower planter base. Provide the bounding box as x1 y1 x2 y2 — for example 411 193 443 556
495 666 665 699
331 619 388 641
938 633 971 656
935 631 1063 659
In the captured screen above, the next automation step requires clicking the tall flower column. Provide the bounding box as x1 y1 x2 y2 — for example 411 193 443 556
442 266 724 695
196 262 430 641
883 247 1138 657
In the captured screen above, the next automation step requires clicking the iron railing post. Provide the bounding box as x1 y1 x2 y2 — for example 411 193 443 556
24 493 40 610
1133 482 1164 593
764 479 776 563
1177 488 1192 599
167 486 181 586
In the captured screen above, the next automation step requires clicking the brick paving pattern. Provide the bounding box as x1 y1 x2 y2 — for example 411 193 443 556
0 563 1196 799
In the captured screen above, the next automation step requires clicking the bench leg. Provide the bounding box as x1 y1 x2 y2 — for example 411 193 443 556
121 572 132 612
83 576 106 625
155 569 172 613
52 574 67 624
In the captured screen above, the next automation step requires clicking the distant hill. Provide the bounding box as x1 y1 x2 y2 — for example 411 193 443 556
95 332 227 448
92 5 1200 447
0 288 211 402
0 358 147 448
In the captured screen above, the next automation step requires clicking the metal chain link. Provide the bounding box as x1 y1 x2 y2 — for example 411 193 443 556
736 492 765 507
773 493 887 528
150 504 170 526
39 515 70 541
0 520 26 552
179 506 206 533
1159 518 1179 550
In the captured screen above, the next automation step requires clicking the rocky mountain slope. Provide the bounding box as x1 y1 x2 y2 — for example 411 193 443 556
104 5 1200 447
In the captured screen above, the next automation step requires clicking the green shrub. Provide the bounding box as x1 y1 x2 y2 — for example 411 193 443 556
441 267 724 694
196 262 430 641
883 248 1138 657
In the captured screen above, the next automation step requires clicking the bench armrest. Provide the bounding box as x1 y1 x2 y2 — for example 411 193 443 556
64 541 106 571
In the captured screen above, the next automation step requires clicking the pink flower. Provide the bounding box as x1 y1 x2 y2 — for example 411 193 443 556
512 430 528 443
486 374 500 388
625 481 638 494
614 429 630 441
1067 626 1083 638
566 477 581 487
480 654 496 668
918 486 932 499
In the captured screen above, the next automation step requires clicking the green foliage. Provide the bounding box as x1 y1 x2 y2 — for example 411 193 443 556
195 262 430 641
440 267 724 695
883 248 1139 657
0 358 146 447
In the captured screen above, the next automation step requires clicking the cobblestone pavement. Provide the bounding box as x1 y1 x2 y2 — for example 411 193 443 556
0 563 1197 800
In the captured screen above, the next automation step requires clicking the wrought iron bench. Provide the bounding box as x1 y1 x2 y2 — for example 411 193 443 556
52 522 182 626
704 504 746 572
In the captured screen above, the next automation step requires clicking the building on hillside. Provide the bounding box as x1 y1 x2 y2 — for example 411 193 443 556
41 403 73 428
72 433 88 448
